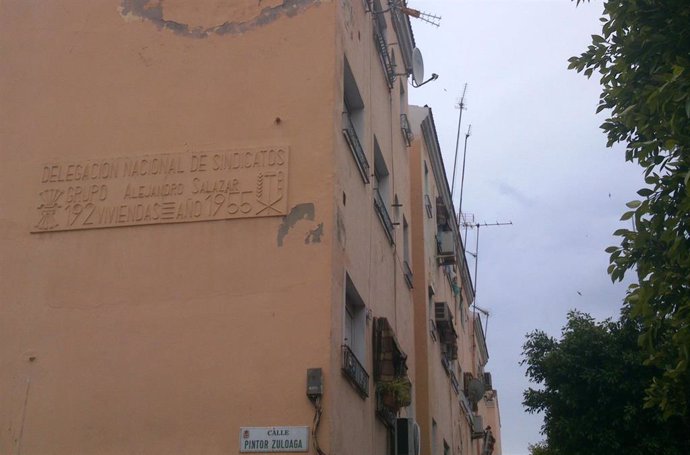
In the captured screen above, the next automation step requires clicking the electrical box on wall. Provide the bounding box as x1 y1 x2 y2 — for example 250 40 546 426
306 368 323 398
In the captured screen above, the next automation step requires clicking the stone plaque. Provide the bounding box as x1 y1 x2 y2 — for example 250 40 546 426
31 147 289 232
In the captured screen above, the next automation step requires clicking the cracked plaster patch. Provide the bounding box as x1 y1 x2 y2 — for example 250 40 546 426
119 0 320 38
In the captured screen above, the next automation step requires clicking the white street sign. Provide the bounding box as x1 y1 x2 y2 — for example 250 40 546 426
239 426 309 453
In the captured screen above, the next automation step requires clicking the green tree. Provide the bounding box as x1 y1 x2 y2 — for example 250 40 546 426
527 441 554 455
522 311 689 455
568 0 690 417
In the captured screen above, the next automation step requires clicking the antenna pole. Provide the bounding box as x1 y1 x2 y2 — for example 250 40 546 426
474 224 480 295
461 221 513 298
463 220 512 340
458 124 472 217
450 84 468 197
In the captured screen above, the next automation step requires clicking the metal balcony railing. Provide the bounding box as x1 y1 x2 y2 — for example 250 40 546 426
373 20 395 89
375 390 397 429
424 194 433 219
403 260 414 289
450 371 461 395
342 114 370 184
400 113 414 146
373 188 395 244
441 355 451 375
342 344 369 398
429 319 438 341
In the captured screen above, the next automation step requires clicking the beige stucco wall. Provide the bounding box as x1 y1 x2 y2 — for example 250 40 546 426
1 1 339 454
329 1 417 453
2 2 498 455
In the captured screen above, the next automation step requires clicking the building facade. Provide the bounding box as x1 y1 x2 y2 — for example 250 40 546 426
0 1 500 454
408 106 502 455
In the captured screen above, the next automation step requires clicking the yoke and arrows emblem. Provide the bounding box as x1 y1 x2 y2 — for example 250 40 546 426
255 171 285 215
35 189 63 231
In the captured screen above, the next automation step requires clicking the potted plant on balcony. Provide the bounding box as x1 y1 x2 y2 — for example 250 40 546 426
376 376 412 412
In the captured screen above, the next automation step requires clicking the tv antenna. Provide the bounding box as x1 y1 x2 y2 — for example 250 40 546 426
451 83 468 198
457 124 472 217
397 4 442 27
461 220 513 298
473 304 491 339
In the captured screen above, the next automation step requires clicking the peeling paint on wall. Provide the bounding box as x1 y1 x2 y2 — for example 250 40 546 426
304 222 323 244
119 0 320 38
277 203 314 246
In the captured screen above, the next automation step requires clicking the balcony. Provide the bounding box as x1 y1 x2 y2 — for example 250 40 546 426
424 194 433 219
403 260 413 289
374 187 395 244
441 355 451 375
373 317 411 423
429 319 437 341
342 344 369 398
400 113 414 146
450 371 461 395
373 18 395 88
375 391 398 429
342 114 370 184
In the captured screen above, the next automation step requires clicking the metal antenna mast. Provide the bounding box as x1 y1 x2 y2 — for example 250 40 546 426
450 83 468 197
473 304 491 340
457 124 472 218
462 221 513 298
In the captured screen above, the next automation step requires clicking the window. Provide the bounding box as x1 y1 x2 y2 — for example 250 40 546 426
399 81 413 146
443 440 450 455
342 57 369 183
373 139 395 244
344 274 366 361
428 286 437 341
403 217 413 289
423 162 433 218
459 293 467 330
342 274 369 397
374 139 389 203
424 161 430 194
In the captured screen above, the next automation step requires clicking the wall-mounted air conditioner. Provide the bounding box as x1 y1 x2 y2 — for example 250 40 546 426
396 418 421 455
434 302 451 324
437 231 455 256
471 414 484 436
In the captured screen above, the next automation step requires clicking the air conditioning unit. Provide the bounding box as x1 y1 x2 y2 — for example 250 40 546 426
396 418 421 455
434 302 451 324
437 231 455 256
471 414 484 435
483 372 493 391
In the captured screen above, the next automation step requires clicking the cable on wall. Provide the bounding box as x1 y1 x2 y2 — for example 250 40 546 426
309 396 328 455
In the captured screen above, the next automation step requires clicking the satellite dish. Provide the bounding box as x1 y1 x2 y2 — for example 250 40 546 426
468 378 485 403
411 47 425 85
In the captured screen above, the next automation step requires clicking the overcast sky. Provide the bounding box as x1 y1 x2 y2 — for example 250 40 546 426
406 1 641 454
